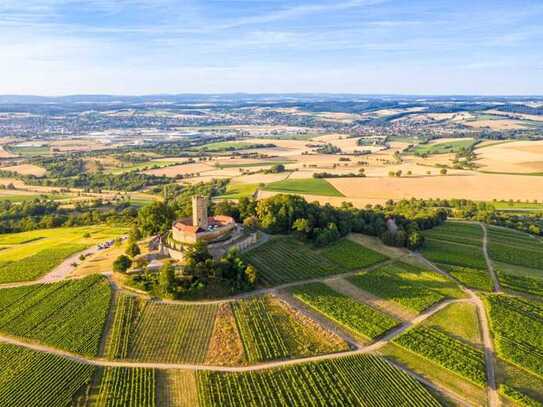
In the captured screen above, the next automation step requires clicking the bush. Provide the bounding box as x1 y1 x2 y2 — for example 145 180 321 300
113 255 132 273
126 242 141 258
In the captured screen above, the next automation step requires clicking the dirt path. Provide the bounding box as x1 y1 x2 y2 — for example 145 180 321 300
38 245 101 283
416 254 500 407
480 223 501 293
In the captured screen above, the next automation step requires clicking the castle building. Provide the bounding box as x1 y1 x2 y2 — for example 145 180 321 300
160 195 257 262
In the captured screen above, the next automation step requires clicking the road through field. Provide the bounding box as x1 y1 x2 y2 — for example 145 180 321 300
480 223 501 293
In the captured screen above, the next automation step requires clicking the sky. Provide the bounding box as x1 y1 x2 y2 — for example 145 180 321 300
1 0 542 95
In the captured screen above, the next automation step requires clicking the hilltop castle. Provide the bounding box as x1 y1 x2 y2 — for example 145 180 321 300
160 195 257 262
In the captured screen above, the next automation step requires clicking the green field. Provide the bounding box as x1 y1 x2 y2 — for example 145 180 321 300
264 178 344 197
0 225 127 283
485 294 543 378
242 237 347 285
198 354 442 406
0 276 111 355
292 282 399 341
231 296 346 363
422 302 482 347
393 326 486 386
349 261 464 313
7 145 51 157
218 183 259 199
190 141 255 152
0 343 95 407
412 138 475 155
319 238 388 270
438 264 493 292
215 160 294 169
487 226 543 271
421 238 487 270
106 296 218 363
423 222 484 247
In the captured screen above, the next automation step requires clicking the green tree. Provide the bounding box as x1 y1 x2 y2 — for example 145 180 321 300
137 201 176 236
159 262 176 295
440 168 448 175
244 265 257 286
113 255 132 273
126 242 141 258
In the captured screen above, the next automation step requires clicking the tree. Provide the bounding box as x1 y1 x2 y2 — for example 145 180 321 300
244 265 257 286
113 255 132 273
184 240 212 268
243 216 259 231
126 242 141 258
440 168 448 175
129 224 142 242
268 164 285 173
159 262 176 295
137 201 176 236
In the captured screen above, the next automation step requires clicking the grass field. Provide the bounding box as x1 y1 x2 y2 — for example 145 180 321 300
191 141 255 152
0 343 95 407
412 139 475 155
198 354 442 406
0 276 111 355
349 261 464 313
264 178 344 197
242 237 347 285
485 294 543 378
231 296 347 363
0 225 127 283
319 238 388 270
292 282 399 341
218 183 259 199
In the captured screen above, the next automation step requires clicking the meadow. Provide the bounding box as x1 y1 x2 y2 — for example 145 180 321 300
264 178 344 197
411 138 475 155
0 225 127 283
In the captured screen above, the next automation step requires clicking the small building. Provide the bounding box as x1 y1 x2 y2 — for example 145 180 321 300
160 195 257 262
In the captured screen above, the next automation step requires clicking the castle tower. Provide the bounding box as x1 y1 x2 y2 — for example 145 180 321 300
192 195 208 230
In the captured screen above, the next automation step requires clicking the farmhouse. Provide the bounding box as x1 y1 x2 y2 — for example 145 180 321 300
160 195 257 262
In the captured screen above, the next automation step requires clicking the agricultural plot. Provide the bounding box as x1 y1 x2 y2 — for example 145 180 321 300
264 178 344 197
0 275 111 355
0 225 126 283
497 266 543 297
411 138 475 155
104 294 142 359
487 227 543 271
157 370 199 407
499 385 543 407
205 303 246 366
231 296 346 363
393 326 486 386
438 264 493 291
497 360 543 406
292 282 399 341
0 343 94 407
95 367 157 407
218 183 259 199
319 238 387 270
242 237 346 285
198 354 442 406
349 261 463 313
129 302 218 364
421 238 487 270
423 222 484 247
485 294 543 378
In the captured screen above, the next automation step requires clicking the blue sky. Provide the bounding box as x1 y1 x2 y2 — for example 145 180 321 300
1 0 542 95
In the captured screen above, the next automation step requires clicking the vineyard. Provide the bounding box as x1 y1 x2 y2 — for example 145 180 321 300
104 293 142 359
349 261 462 313
319 238 387 270
0 343 94 407
129 302 218 364
499 384 543 407
0 275 111 355
485 294 543 377
197 354 442 406
423 222 484 247
438 264 493 291
487 227 543 271
292 282 399 341
231 296 345 363
157 370 199 407
421 238 487 270
242 237 346 285
95 367 157 407
393 326 487 386
497 267 543 297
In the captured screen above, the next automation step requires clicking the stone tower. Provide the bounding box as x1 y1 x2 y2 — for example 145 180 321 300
192 195 208 230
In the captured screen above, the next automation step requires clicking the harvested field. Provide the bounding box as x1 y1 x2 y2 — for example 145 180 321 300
477 140 543 173
0 164 46 176
143 163 214 177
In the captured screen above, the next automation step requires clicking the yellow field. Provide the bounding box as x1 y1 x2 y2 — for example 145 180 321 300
143 162 214 177
476 140 543 173
0 163 47 176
